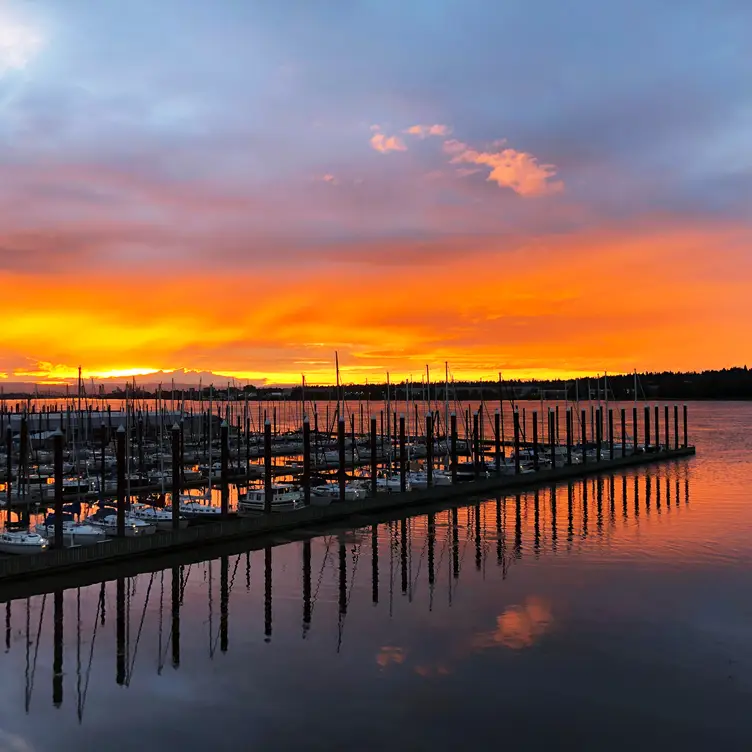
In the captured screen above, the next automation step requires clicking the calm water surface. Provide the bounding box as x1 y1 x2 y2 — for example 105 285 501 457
0 402 750 751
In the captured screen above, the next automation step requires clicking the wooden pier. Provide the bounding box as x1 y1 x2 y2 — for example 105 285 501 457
0 445 695 587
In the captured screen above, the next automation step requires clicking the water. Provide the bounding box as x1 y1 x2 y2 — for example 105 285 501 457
0 402 750 751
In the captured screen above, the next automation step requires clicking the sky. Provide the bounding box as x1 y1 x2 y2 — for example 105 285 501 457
0 0 750 385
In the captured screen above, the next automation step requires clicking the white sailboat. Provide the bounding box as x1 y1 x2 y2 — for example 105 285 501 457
0 529 49 555
238 483 303 514
35 513 106 547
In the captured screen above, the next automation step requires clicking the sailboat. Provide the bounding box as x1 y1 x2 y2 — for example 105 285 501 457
35 512 106 547
0 529 49 555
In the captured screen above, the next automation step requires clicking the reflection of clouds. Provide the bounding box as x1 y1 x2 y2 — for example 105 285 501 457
0 729 35 752
376 645 406 669
472 597 552 650
414 663 450 677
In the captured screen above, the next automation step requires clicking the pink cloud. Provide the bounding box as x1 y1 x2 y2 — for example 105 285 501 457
446 140 563 197
404 124 452 138
369 125 407 154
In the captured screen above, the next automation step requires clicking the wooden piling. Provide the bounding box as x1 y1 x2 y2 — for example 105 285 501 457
171 424 181 530
220 420 229 518
664 404 669 450
451 413 458 483
338 416 346 502
620 409 626 458
264 420 272 514
370 416 378 496
116 426 125 538
581 410 587 465
532 411 539 471
549 410 556 469
426 413 433 488
683 404 688 447
302 416 311 506
674 405 679 450
399 416 406 492
494 409 501 476
644 406 651 450
53 429 64 547
654 404 660 449
513 410 521 475
608 409 614 460
632 407 638 454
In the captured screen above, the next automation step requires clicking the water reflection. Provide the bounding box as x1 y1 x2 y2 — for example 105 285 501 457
0 462 696 724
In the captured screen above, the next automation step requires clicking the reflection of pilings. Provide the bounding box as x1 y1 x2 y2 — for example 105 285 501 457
634 474 639 518
582 479 589 538
400 519 408 594
610 476 616 524
338 542 347 616
427 513 435 589
656 471 662 512
116 578 125 685
514 494 522 558
53 590 63 708
303 539 312 633
451 508 460 577
495 497 503 565
646 475 652 512
533 491 540 556
622 476 628 520
596 477 603 535
371 525 379 605
474 503 481 572
171 567 180 668
220 555 228 653
264 546 272 642
567 483 574 546
551 486 557 550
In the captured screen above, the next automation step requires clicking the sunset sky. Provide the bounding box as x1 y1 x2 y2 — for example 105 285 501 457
1 0 750 385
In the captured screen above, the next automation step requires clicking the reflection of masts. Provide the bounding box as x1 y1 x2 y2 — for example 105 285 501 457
24 594 47 713
303 540 312 636
514 495 522 558
451 508 459 579
157 572 165 675
534 491 540 557
53 590 63 708
207 561 214 657
474 503 482 573
171 567 180 668
371 526 379 605
551 487 558 552
337 543 346 652
126 573 155 684
116 578 125 685
220 556 229 654
400 520 407 595
427 513 435 610
263 546 272 641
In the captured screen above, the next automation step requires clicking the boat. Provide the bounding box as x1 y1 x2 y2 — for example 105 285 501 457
238 484 303 514
85 506 156 537
129 502 189 531
311 482 367 501
376 474 411 492
0 529 49 555
34 513 106 547
406 470 453 489
61 477 91 494
175 494 223 520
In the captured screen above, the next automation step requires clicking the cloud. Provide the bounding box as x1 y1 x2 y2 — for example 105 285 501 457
369 127 407 154
0 17 43 75
322 173 338 184
404 124 451 138
445 139 563 197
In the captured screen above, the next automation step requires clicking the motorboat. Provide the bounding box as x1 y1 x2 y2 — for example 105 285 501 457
311 482 367 501
129 502 188 530
175 494 223 520
406 470 453 489
238 484 303 514
0 529 49 555
35 513 106 547
85 506 156 537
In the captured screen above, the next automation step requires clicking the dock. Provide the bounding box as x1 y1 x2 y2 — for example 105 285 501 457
0 445 695 586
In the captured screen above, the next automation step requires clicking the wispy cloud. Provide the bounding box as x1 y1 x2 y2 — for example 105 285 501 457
369 125 407 154
0 15 43 75
444 139 563 197
403 124 451 138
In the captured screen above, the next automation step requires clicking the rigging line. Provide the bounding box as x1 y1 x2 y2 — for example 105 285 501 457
27 593 47 711
179 564 191 604
157 570 164 675
309 535 334 617
80 583 103 724
209 556 239 657
126 572 156 685
409 530 428 597
76 589 82 722
335 539 363 654
451 534 472 599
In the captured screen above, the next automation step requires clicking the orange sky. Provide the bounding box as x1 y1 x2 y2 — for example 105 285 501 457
2 218 750 386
